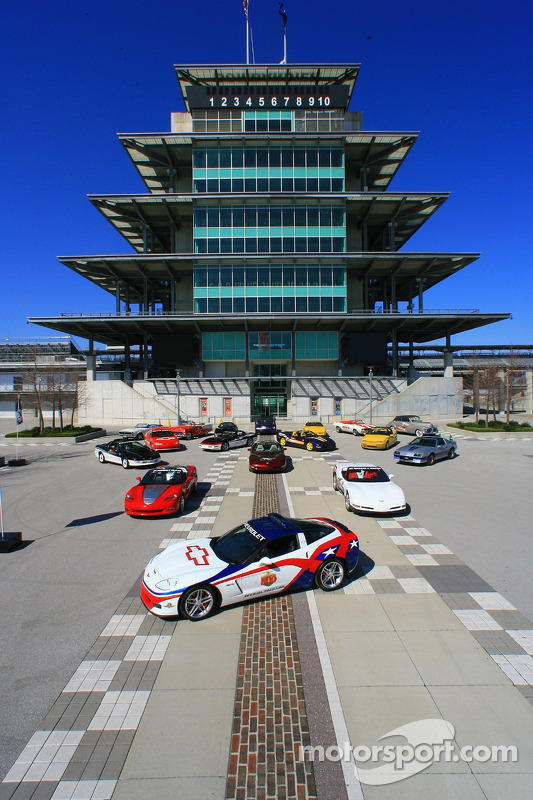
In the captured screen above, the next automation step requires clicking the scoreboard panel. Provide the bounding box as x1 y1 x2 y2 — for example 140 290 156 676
186 85 350 110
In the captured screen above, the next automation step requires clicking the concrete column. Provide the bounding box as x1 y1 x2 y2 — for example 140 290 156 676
443 349 454 377
86 355 96 382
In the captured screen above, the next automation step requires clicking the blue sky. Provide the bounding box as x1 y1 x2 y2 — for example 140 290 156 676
2 0 531 346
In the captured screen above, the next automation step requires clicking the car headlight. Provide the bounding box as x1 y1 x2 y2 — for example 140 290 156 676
156 578 179 590
125 493 134 500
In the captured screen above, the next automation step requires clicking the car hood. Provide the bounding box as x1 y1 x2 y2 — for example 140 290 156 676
397 444 433 454
139 485 172 504
347 482 405 505
144 538 228 584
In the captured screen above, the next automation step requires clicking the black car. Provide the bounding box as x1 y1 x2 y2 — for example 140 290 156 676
255 417 277 434
214 421 239 435
94 438 162 469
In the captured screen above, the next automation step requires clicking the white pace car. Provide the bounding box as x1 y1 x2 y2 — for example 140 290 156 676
333 461 407 515
334 419 372 436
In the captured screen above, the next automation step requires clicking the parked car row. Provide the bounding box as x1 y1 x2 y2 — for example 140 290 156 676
91 413 457 623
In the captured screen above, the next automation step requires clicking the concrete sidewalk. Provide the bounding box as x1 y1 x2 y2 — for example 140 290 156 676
2 451 533 800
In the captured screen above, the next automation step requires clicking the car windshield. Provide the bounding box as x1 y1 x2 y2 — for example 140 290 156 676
123 443 154 455
140 469 187 485
413 437 437 447
252 442 283 454
211 523 267 564
370 428 390 436
342 467 389 482
151 430 175 438
218 423 235 431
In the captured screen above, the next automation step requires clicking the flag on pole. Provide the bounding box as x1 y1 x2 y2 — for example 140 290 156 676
15 395 23 425
279 2 287 29
243 0 249 20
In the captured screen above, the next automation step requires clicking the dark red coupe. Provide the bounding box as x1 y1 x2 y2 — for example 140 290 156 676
248 441 287 473
124 465 198 517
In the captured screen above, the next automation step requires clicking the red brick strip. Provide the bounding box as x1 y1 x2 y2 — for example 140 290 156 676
225 473 318 800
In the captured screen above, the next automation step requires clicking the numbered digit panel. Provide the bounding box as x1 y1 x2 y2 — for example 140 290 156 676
186 85 349 110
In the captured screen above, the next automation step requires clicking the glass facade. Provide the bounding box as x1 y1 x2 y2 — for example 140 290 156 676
193 264 346 314
202 331 246 361
249 332 292 360
193 104 346 372
201 331 338 362
191 108 345 134
193 143 344 194
295 331 338 360
193 205 345 254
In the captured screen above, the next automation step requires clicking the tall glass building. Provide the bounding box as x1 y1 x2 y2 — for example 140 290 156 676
30 63 509 420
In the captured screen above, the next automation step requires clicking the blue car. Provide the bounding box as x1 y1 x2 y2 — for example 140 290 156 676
276 429 336 452
255 417 277 434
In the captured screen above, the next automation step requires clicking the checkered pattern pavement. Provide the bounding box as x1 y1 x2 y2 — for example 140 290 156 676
3 447 533 800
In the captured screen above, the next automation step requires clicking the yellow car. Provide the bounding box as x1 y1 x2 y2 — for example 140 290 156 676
303 420 327 436
361 426 397 450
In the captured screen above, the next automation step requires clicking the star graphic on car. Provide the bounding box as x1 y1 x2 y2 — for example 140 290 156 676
322 546 337 558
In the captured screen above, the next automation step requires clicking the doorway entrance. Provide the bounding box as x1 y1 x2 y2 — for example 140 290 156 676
251 364 289 418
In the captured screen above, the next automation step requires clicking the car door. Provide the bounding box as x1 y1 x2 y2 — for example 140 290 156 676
228 433 244 449
107 445 121 465
434 437 449 460
235 533 304 596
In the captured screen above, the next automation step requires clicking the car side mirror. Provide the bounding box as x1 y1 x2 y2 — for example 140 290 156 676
388 473 394 479
259 557 274 566
136 476 141 482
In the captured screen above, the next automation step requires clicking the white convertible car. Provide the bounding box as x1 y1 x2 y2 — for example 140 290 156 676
334 419 372 436
333 461 407 515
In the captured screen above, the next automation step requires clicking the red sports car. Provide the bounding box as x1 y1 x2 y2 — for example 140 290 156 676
249 441 287 473
124 465 198 517
171 422 213 440
144 427 183 451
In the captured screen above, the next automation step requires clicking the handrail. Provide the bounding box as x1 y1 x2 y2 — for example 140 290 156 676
54 308 481 319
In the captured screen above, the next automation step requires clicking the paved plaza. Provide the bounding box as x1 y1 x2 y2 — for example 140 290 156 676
1 437 533 799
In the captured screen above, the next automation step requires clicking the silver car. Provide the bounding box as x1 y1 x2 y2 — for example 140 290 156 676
388 415 437 436
394 434 457 466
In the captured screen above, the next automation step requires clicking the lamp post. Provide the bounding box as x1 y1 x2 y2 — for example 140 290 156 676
368 368 373 426
176 369 181 426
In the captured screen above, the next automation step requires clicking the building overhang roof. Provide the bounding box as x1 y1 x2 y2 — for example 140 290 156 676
27 311 511 348
118 132 418 194
58 252 478 303
174 64 360 111
88 191 447 253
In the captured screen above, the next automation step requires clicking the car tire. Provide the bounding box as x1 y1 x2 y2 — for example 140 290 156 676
179 496 185 514
136 432 144 440
186 431 192 440
221 442 229 452
98 452 105 463
426 454 435 466
448 448 456 459
335 426 341 433
333 474 339 491
279 437 287 446
314 558 346 592
179 584 218 621
415 428 423 437
247 437 254 446
192 478 198 492
306 442 314 452
122 458 129 469
345 493 351 512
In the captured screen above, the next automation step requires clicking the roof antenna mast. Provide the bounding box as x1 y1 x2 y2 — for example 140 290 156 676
243 0 250 64
278 3 288 63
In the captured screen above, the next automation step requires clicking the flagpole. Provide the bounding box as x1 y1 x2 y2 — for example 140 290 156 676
247 16 249 65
